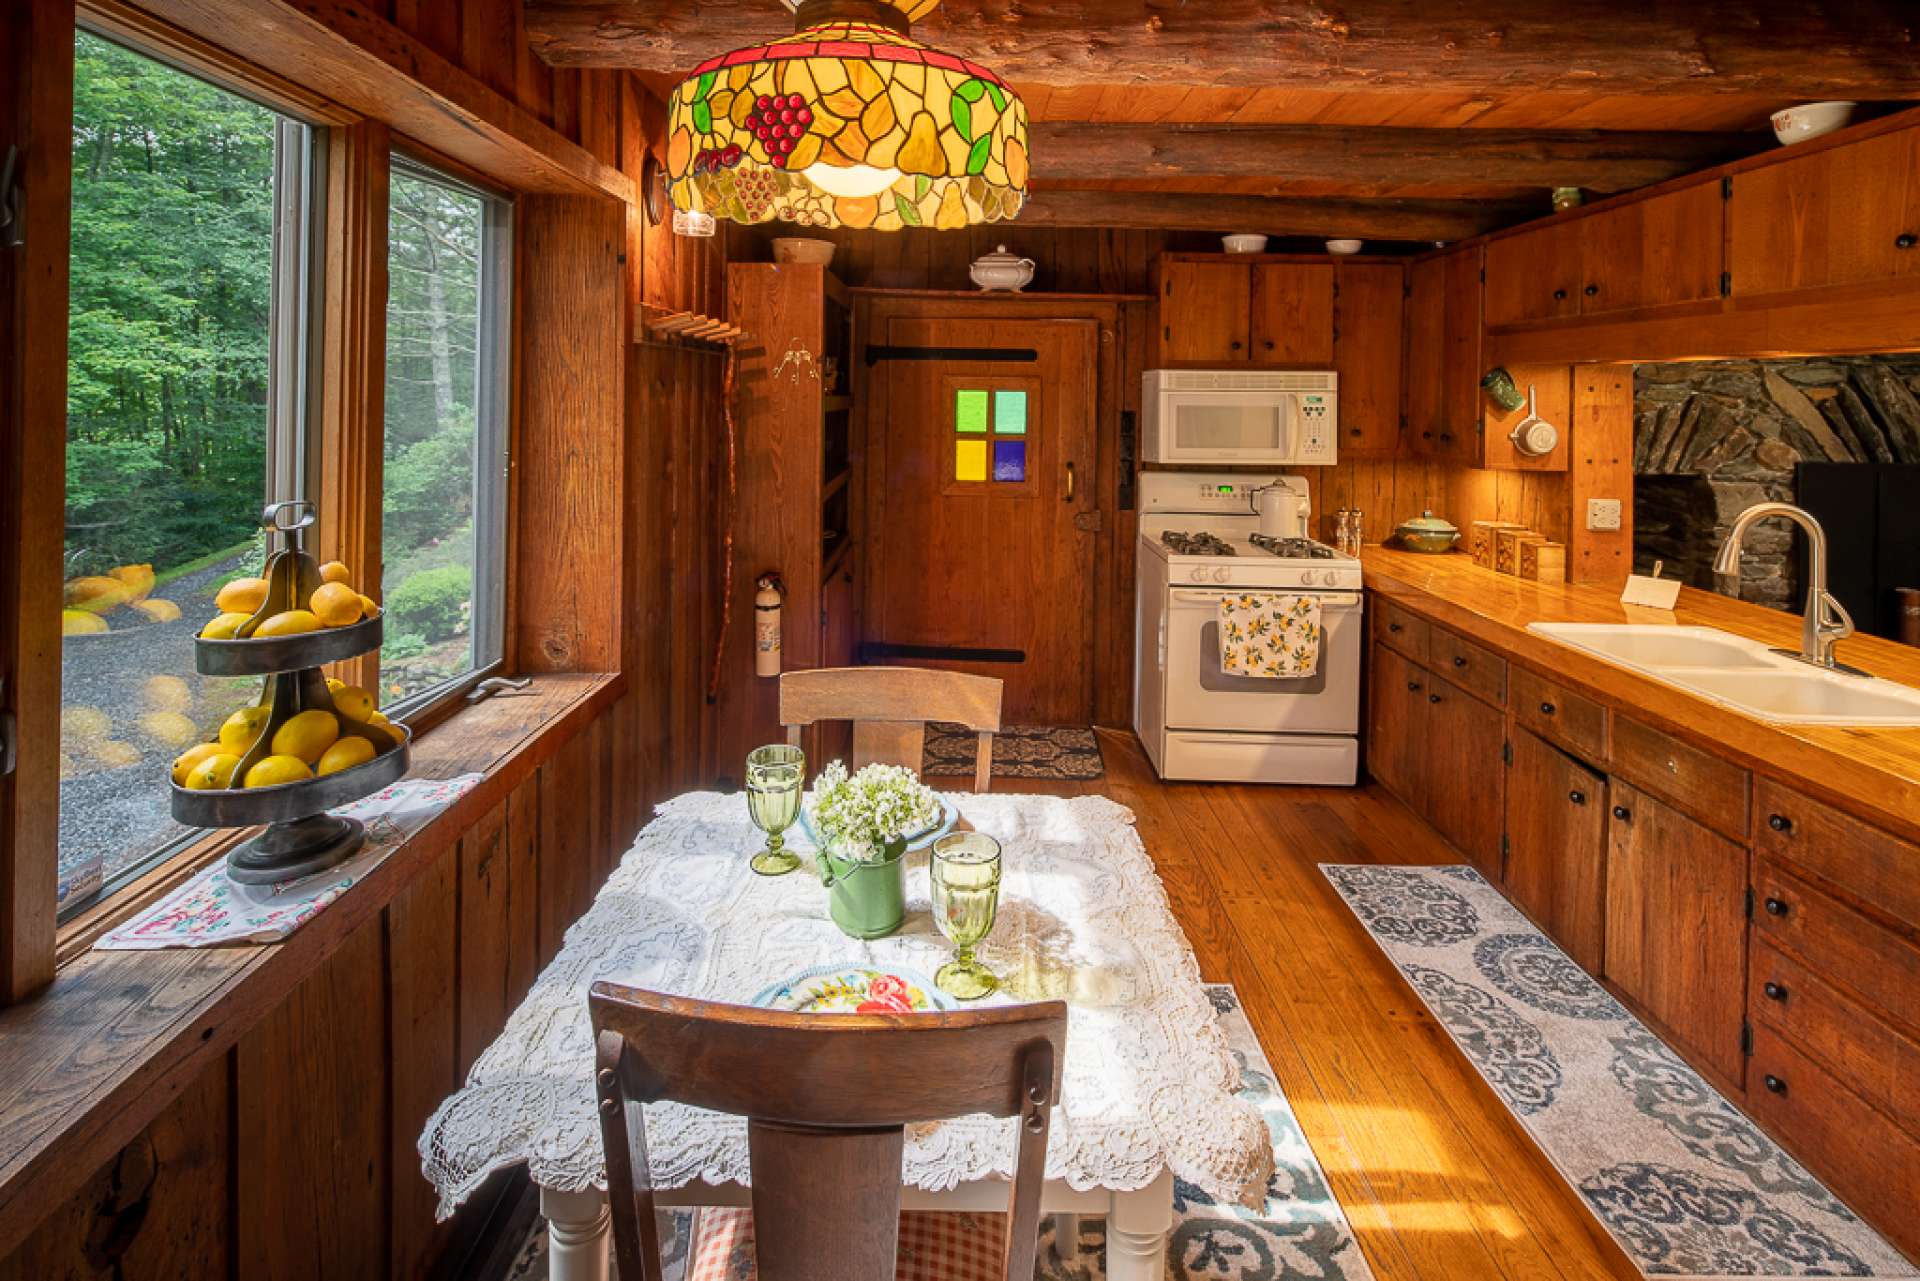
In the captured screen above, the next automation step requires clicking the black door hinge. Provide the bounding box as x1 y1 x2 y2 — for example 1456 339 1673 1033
1500 833 1511 859
1745 886 1755 919
1722 174 1734 200
1719 271 1732 297
1502 740 1512 766
1741 1021 1754 1056
0 146 22 249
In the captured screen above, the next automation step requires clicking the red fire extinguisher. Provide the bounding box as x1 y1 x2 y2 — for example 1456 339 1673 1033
754 572 784 677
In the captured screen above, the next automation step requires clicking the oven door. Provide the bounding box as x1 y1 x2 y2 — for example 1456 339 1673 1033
1148 390 1299 463
1161 588 1362 733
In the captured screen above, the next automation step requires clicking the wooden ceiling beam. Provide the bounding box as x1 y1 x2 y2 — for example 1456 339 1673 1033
525 0 1920 98
1012 190 1526 241
1029 123 1766 194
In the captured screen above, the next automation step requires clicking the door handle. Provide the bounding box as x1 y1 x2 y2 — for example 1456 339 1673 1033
1064 462 1076 502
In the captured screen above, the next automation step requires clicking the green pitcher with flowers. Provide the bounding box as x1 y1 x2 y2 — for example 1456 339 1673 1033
807 761 943 940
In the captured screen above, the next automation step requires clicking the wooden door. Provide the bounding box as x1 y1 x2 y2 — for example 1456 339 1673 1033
1731 125 1920 296
1159 260 1251 362
1366 642 1426 809
1404 256 1446 455
1503 728 1608 970
1333 262 1404 455
1250 262 1335 363
867 316 1098 724
1484 222 1581 327
1439 246 1485 463
1580 183 1725 315
1423 675 1504 878
1605 780 1750 1086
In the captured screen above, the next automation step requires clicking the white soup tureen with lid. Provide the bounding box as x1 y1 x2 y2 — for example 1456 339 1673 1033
970 244 1035 292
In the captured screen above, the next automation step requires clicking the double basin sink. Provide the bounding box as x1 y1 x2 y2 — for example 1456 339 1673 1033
1526 623 1920 727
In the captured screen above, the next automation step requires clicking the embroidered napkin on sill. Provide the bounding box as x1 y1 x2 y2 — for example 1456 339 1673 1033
1218 593 1323 678
94 774 482 951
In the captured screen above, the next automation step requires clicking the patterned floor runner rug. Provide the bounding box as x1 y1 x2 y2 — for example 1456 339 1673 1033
1323 863 1918 1280
503 984 1373 1281
921 723 1105 781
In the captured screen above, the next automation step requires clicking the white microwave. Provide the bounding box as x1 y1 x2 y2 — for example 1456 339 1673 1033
1142 369 1338 465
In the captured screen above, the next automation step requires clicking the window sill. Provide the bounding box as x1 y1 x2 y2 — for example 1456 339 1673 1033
0 671 620 1259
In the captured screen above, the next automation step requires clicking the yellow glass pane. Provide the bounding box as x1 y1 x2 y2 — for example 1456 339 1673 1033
955 439 987 483
955 389 987 433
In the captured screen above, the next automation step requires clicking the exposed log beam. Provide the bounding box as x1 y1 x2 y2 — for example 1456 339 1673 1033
1029 123 1766 194
526 0 1920 98
1013 190 1526 241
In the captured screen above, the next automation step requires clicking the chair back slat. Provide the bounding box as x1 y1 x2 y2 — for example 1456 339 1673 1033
748 1121 904 1281
779 666 1003 792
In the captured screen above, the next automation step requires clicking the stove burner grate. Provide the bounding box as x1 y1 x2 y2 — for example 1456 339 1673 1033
1160 530 1237 556
1250 534 1336 560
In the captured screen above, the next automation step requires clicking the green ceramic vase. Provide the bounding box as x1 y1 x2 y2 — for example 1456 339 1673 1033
818 839 907 939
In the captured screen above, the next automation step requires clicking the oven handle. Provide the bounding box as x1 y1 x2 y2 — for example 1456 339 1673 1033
1169 590 1362 611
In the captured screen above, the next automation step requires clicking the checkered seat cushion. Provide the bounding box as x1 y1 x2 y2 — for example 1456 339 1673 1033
687 1208 1010 1281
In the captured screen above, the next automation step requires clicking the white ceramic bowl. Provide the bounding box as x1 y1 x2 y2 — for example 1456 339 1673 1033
1222 234 1269 254
1771 101 1856 146
772 237 837 266
1325 238 1363 255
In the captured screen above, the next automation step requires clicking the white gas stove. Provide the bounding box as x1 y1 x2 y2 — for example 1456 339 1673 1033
1132 472 1363 785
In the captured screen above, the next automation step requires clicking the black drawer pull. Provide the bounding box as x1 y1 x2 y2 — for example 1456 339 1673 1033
1429 693 1442 704
1764 897 1790 917
1569 790 1587 805
1263 339 1275 350
1452 655 1468 668
1768 813 1792 833
1388 622 1402 633
1539 701 1556 715
1898 232 1917 249
1583 283 1599 297
1407 681 1422 692
1763 1074 1788 1095
1552 288 1567 301
1763 981 1789 1002
1229 340 1243 350
1612 805 1631 821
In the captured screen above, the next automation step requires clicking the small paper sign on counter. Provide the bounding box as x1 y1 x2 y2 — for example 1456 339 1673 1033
1620 560 1683 611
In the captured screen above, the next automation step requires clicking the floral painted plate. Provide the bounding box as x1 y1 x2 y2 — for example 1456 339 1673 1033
795 796 958 853
750 964 954 1014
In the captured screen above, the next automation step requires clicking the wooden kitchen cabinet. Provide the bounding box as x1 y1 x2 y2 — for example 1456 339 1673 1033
1605 780 1750 1088
1154 254 1370 370
1503 728 1607 971
1333 261 1405 455
1423 673 1506 878
1406 245 1484 462
1484 219 1583 327
1367 643 1427 812
1157 259 1250 362
1404 255 1446 452
1249 262 1335 363
1731 123 1920 298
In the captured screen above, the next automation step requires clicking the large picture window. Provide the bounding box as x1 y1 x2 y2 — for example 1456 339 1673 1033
57 31 316 912
380 159 510 710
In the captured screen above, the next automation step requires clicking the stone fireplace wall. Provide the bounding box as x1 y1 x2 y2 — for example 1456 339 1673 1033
1633 356 1920 609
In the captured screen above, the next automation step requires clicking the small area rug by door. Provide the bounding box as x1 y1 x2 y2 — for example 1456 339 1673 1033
1323 863 1919 1281
920 724 1104 781
500 984 1374 1281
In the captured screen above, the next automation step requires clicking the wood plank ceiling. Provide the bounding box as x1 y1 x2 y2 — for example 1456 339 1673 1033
526 0 1920 244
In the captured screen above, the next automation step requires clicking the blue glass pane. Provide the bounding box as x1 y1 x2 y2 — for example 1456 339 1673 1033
992 439 1026 482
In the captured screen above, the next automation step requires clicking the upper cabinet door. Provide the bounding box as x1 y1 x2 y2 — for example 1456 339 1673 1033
1484 221 1582 327
1404 255 1447 453
1581 182 1725 315
1333 262 1405 456
1440 245 1485 461
1159 260 1252 363
1731 125 1920 297
1250 262 1335 363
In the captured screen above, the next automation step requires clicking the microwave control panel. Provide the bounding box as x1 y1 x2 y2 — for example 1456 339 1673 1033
1295 393 1337 462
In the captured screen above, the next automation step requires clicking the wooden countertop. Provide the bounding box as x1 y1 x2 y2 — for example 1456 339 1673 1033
1360 546 1920 844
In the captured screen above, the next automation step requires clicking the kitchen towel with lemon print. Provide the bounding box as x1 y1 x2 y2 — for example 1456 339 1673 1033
1218 594 1322 679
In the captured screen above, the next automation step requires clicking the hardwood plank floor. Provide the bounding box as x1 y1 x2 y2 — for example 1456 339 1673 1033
1001 729 1639 1281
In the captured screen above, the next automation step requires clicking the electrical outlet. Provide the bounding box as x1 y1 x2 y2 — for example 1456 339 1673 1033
1587 498 1623 531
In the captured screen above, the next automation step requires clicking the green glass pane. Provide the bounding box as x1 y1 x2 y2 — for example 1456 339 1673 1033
993 389 1026 434
955 389 988 433
955 439 987 482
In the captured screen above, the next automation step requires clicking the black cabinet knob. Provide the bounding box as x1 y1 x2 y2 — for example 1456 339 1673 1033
1539 701 1556 715
1453 655 1468 668
1569 790 1587 805
1429 693 1442 704
1263 339 1275 350
1407 681 1422 691
1388 622 1402 633
1552 288 1567 301
1612 805 1631 821
1768 813 1792 833
1898 232 1917 249
1584 283 1599 297
1229 340 1243 350
1763 981 1789 1002
1764 897 1790 917
1763 1074 1788 1095
1439 431 1454 442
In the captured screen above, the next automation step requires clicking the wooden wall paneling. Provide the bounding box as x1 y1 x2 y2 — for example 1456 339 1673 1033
1568 364 1635 585
552 67 583 147
1476 363 1572 473
460 0 520 103
237 916 388 1280
456 800 511 1077
515 196 625 672
319 121 391 696
388 0 460 68
0 0 73 1004
387 848 458 1280
587 715 614 889
505 773 541 1009
513 0 556 121
535 738 587 968
579 72 622 169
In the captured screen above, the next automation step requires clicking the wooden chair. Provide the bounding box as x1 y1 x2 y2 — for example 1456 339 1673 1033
779 667 1004 792
590 984 1068 1281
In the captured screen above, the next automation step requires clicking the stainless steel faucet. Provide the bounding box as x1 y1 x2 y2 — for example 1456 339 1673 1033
1712 501 1859 673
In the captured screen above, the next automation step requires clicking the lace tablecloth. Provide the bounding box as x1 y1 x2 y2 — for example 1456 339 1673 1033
419 791 1273 1219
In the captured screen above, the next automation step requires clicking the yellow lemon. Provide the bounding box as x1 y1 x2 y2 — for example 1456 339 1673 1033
61 706 110 741
171 741 226 786
109 563 156 600
185 753 243 790
62 609 109 636
244 755 312 788
309 582 363 628
319 561 353 586
137 711 197 748
368 710 390 725
254 609 320 637
141 674 193 712
219 705 271 751
214 576 269 615
93 739 141 768
329 683 375 722
358 594 380 619
271 708 339 763
129 598 183 624
317 736 376 777
201 612 249 640
65 576 131 613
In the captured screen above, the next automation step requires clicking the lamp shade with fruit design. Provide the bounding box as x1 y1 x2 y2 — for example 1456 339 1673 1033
665 0 1028 231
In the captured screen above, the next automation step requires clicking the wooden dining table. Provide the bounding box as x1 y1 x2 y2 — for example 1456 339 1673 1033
418 789 1274 1281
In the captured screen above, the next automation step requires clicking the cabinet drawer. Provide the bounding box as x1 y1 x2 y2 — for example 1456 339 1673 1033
1754 778 1920 934
1373 599 1430 665
1608 714 1748 839
1750 936 1920 1136
1753 857 1920 1035
1511 667 1607 762
1747 1023 1920 1246
1429 626 1506 706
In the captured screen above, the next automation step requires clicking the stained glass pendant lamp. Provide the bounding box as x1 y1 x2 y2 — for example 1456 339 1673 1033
665 0 1028 231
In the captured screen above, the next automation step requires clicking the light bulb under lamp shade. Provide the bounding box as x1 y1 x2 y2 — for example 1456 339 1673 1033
801 163 904 200
672 208 716 238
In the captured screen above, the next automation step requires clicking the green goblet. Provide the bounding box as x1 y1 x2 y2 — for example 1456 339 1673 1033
930 831 1002 1000
745 744 804 876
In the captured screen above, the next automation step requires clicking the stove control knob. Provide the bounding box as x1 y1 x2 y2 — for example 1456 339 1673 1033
1213 567 1232 583
1188 567 1208 583
1299 569 1318 586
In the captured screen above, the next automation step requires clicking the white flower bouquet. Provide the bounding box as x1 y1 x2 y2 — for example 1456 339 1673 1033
806 761 942 864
